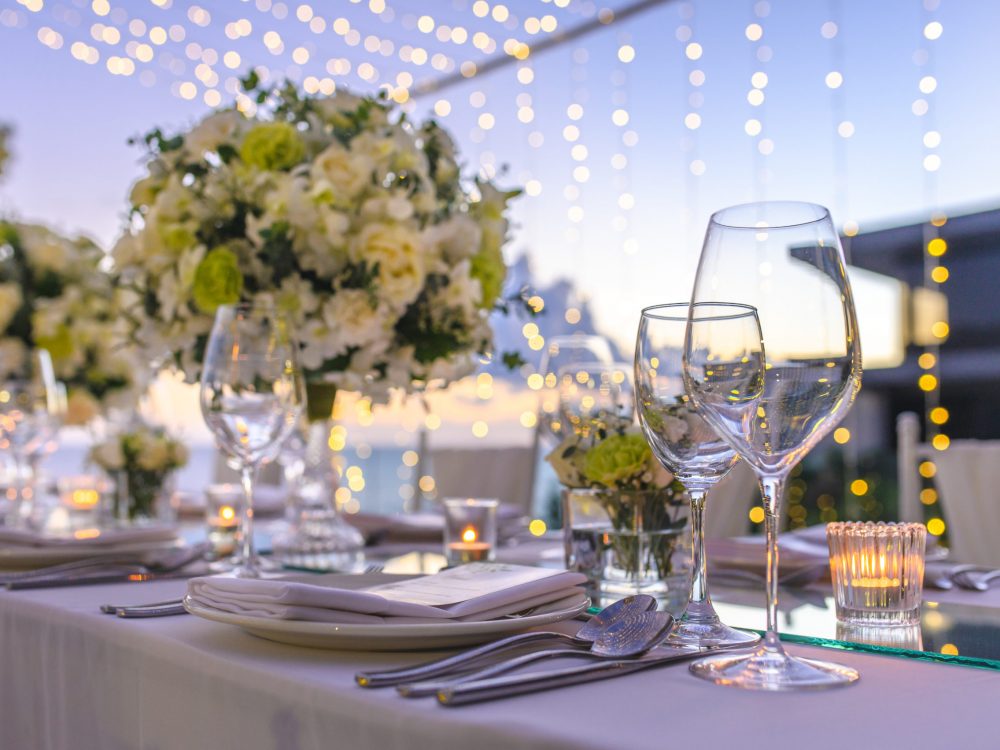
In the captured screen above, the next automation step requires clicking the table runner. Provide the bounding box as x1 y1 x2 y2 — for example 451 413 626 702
2 578 999 750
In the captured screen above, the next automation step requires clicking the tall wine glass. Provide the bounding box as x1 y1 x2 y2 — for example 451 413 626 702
0 350 64 527
684 201 862 690
538 335 614 440
200 304 304 577
557 361 634 438
635 304 760 647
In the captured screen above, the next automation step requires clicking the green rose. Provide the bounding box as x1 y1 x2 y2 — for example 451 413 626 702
192 246 244 313
161 224 197 253
34 325 74 363
239 122 305 171
582 433 653 488
469 244 505 309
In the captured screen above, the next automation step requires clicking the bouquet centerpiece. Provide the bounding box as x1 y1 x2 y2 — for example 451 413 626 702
547 426 689 593
89 424 188 520
0 221 139 425
113 75 521 421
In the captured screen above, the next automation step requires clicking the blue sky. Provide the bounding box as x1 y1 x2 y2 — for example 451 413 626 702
1 0 997 350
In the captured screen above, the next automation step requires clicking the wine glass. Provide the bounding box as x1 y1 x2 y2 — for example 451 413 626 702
635 303 760 647
537 335 614 440
200 304 304 577
0 350 65 527
684 201 862 690
557 360 634 438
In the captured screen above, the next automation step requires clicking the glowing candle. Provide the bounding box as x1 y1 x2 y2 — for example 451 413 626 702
443 498 498 565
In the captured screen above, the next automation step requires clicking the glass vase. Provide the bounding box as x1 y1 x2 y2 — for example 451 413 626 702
113 469 174 523
562 487 691 605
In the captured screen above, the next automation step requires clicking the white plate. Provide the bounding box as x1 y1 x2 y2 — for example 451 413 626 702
0 538 186 568
183 574 589 651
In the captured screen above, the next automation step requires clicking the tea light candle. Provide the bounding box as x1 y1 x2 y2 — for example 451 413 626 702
827 521 927 626
443 498 498 565
205 484 241 556
58 475 106 511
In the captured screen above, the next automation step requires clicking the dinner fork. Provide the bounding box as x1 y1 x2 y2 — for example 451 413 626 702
952 568 1000 591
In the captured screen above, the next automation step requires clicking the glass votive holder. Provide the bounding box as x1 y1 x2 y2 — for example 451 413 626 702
205 484 241 557
443 498 498 565
836 622 924 652
57 475 110 514
827 521 927 626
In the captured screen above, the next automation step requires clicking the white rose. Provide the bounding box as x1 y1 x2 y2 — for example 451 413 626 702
321 289 390 356
423 215 482 262
435 259 481 317
350 222 426 309
310 143 374 202
137 439 170 472
184 110 244 158
0 338 25 379
65 389 100 427
0 282 22 332
662 415 690 443
92 440 125 471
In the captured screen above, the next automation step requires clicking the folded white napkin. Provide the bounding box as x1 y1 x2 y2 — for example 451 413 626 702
0 523 178 548
188 563 587 624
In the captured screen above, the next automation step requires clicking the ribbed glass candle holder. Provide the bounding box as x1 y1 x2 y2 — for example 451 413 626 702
826 521 927 626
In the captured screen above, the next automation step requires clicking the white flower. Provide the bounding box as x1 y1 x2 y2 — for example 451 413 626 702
321 289 390 355
184 110 245 158
310 142 374 202
92 439 125 471
65 389 100 427
423 215 482 262
350 221 426 309
0 282 22 332
137 438 170 471
662 415 690 443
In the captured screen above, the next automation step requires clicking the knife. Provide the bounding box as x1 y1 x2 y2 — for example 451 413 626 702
436 643 752 706
5 569 201 590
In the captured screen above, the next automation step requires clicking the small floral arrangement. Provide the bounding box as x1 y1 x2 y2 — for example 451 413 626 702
546 429 678 492
113 75 523 418
89 425 189 519
0 221 139 424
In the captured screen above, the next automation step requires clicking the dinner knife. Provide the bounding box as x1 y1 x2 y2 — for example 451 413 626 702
436 643 753 706
5 569 200 590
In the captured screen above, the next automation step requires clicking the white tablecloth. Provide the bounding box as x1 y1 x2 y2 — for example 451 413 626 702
2 576 999 750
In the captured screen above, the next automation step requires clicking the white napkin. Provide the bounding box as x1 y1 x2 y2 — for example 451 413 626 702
187 563 588 624
0 523 178 548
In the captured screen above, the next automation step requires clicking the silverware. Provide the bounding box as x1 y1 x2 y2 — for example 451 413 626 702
0 542 212 586
952 568 1000 591
355 594 657 688
436 642 753 706
6 568 201 590
398 611 673 698
100 598 184 614
113 602 188 618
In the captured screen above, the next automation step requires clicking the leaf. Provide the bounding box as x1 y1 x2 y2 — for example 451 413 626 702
501 350 526 370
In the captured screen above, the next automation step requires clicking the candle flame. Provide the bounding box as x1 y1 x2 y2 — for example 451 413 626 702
461 526 478 544
73 528 101 540
71 489 100 508
220 505 236 521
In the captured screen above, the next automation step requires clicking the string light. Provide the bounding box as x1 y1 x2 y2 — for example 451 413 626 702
746 1 772 199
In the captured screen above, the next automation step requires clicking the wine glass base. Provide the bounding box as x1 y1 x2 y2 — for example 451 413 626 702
689 645 859 691
667 619 761 648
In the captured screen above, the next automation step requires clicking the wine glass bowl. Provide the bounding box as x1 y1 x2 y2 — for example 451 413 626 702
635 303 759 647
684 201 862 690
537 334 615 440
200 304 304 577
557 361 634 438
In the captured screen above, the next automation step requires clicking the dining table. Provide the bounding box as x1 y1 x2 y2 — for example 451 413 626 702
3 532 1000 750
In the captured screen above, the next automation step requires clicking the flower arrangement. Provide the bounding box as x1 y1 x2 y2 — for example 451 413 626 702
548 428 688 587
113 76 522 419
0 221 139 424
89 425 188 519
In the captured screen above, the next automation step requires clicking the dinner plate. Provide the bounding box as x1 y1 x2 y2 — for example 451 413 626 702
183 573 589 651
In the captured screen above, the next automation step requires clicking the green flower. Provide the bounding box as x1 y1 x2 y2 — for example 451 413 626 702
582 433 653 488
470 243 505 309
239 122 305 171
192 246 244 313
161 224 197 253
34 325 74 363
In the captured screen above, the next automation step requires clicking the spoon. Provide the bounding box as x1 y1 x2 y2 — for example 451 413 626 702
398 610 674 698
355 594 656 688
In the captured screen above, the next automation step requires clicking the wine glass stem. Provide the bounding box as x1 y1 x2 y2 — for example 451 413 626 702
760 475 785 649
686 490 712 613
239 462 259 575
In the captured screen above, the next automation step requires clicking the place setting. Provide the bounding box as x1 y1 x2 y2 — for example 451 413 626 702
3 2 1000 747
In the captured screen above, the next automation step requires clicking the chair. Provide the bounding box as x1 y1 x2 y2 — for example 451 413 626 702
897 411 1000 566
421 444 538 515
703 461 759 539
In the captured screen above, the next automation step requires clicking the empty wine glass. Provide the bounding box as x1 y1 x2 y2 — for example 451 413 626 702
557 361 634 438
200 304 304 577
684 201 862 690
635 303 760 647
0 350 64 527
537 335 614 440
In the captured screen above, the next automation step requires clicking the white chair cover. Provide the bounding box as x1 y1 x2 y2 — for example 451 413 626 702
426 446 536 514
927 440 1000 566
703 461 758 539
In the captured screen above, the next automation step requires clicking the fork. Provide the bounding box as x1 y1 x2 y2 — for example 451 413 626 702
952 568 1000 591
